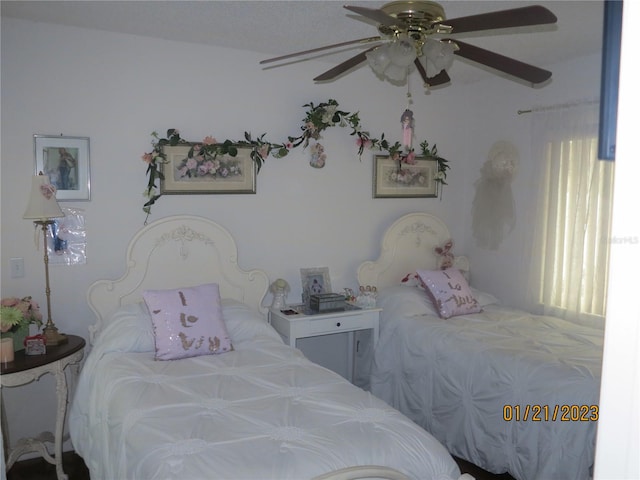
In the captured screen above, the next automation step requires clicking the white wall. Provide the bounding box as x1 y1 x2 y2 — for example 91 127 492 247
1 15 602 449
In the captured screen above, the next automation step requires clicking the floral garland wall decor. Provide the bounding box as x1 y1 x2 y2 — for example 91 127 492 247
141 129 290 221
141 99 450 220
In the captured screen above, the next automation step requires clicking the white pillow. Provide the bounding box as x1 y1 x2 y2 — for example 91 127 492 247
470 287 500 307
221 299 283 344
376 285 439 317
93 299 281 356
93 301 155 353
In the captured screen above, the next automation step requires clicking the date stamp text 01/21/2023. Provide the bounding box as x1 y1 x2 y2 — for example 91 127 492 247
503 404 598 422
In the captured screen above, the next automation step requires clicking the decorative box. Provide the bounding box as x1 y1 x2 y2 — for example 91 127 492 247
309 293 346 312
25 335 46 355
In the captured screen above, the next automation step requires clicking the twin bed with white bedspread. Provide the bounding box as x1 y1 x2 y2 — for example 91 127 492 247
69 215 463 480
357 213 604 480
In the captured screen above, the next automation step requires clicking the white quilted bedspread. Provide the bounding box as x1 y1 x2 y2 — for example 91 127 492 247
370 287 604 480
69 300 460 480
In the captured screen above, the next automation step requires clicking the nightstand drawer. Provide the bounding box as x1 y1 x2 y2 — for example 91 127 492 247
301 311 377 336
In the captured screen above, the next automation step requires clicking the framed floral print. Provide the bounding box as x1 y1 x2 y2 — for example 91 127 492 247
373 154 438 198
34 135 90 201
160 144 256 194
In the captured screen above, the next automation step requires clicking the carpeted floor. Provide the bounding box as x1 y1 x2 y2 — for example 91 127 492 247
6 451 516 480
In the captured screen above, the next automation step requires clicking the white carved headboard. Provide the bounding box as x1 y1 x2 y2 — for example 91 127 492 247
357 212 469 290
87 215 269 343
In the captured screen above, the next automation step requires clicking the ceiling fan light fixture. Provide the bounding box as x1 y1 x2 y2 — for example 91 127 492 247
384 63 410 82
263 2 557 87
424 38 455 72
366 45 392 74
388 35 417 67
366 42 412 83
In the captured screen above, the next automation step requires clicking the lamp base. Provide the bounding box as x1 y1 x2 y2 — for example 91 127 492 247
42 325 68 346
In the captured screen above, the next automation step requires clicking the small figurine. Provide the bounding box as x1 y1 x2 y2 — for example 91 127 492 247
435 239 455 269
401 109 414 150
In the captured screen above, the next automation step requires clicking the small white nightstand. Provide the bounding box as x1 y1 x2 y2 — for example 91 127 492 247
269 305 381 383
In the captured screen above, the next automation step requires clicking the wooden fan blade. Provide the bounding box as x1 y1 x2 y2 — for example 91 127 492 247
449 39 552 84
343 5 398 27
414 58 429 84
313 47 377 81
260 36 381 65
427 69 451 87
414 58 450 87
440 5 557 34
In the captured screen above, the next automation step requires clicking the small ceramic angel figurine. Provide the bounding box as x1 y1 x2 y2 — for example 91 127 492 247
270 278 290 310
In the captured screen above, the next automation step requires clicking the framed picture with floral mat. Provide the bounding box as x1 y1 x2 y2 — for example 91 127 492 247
160 143 256 194
373 154 439 198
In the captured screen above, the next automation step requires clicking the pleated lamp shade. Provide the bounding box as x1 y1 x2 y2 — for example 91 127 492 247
23 173 64 220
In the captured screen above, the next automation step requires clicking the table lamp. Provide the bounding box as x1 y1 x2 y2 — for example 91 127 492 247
23 172 67 345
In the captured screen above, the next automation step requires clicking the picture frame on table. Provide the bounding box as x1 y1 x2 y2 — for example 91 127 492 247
34 135 90 201
300 267 332 304
373 154 438 198
160 144 256 194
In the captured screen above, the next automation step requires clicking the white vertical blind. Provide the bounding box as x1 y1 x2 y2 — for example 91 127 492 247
530 102 614 324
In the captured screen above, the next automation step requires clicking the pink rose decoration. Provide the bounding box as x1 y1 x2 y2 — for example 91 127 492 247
258 145 269 159
185 158 197 170
1 298 19 308
356 137 373 149
40 184 56 199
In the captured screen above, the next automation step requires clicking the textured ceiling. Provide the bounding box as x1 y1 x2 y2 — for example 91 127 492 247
1 0 604 85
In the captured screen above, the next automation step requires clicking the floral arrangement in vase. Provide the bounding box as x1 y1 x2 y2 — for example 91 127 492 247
1 296 43 351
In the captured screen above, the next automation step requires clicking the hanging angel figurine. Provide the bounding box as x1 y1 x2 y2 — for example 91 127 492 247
401 109 414 151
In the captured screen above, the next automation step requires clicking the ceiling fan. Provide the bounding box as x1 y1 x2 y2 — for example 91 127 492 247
260 1 557 88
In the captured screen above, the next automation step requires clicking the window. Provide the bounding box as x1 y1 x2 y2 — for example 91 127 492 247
530 103 615 324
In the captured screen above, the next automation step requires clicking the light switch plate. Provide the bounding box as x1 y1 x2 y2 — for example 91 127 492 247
10 257 24 278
